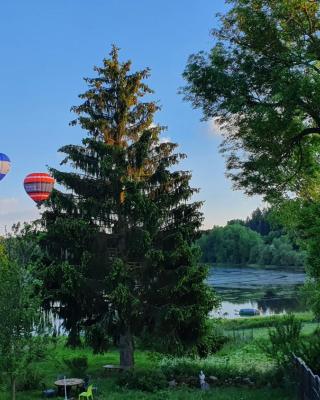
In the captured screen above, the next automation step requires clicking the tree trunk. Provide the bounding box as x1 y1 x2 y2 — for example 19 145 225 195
119 331 134 368
11 377 16 400
66 324 81 348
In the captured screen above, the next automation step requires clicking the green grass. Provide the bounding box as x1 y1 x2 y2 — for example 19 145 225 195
8 386 294 400
215 312 318 344
1 340 295 400
216 311 315 331
4 312 314 400
222 322 319 342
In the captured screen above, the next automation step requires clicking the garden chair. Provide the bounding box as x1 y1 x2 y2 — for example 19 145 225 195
79 384 93 400
82 376 98 394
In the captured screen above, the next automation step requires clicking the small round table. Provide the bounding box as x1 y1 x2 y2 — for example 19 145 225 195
54 378 84 397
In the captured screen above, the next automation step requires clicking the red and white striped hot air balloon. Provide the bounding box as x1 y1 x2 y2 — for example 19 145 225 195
23 173 55 204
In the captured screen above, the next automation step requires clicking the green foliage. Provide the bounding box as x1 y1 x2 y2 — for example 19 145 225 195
258 235 305 267
158 352 276 387
16 367 43 391
218 312 314 331
260 315 302 369
301 280 320 319
0 386 294 400
40 47 218 364
245 209 271 236
117 369 167 392
0 231 45 400
0 332 296 399
198 223 263 264
198 219 305 267
183 0 320 200
272 199 320 316
300 328 320 376
85 324 112 354
184 0 320 340
196 325 228 358
63 356 88 378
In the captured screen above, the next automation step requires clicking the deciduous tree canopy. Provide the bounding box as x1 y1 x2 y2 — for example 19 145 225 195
198 208 305 267
183 0 320 200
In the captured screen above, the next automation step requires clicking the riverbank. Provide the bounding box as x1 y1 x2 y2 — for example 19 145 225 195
216 311 316 330
210 263 305 272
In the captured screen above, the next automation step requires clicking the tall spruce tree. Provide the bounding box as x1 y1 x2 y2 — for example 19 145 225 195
41 47 217 366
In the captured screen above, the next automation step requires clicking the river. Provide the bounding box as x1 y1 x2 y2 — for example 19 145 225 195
207 266 306 318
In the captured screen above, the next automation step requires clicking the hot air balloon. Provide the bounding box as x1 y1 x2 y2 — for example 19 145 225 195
0 153 11 182
24 173 55 204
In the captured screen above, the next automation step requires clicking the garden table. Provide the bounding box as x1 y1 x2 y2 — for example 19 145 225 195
54 378 84 397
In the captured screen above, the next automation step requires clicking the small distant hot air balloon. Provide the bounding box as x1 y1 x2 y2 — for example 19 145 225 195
0 153 11 182
24 173 55 204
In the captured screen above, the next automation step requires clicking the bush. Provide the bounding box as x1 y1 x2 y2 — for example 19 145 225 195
159 357 227 382
157 333 296 388
117 369 167 392
260 314 302 369
196 327 228 358
63 356 88 378
300 328 320 376
85 324 112 354
159 357 198 380
17 366 43 390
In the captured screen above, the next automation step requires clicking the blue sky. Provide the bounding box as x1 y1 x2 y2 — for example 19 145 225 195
0 0 262 233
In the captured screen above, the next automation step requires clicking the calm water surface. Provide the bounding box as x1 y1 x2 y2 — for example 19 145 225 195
207 266 306 318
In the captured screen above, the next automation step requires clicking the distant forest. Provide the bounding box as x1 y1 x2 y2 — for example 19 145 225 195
198 208 306 268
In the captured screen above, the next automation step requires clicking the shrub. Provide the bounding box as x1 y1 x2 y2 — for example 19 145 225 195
117 369 167 392
259 314 302 369
159 356 247 384
63 356 88 378
300 328 320 376
17 366 43 390
85 324 112 354
158 350 285 389
196 327 228 358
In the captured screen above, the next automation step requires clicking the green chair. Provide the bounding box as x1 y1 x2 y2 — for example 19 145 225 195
79 384 93 400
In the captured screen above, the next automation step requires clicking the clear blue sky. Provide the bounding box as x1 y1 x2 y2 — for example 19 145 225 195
0 0 262 232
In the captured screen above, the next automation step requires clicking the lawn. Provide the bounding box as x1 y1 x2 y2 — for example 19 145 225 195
2 344 294 400
10 386 294 400
1 313 309 400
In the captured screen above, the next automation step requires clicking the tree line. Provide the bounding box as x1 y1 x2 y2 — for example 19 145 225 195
198 208 306 268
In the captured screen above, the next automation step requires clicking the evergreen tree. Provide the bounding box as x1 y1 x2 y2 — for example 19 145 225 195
40 47 217 366
245 208 271 237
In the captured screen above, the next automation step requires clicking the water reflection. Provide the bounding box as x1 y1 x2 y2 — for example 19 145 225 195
207 266 306 318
